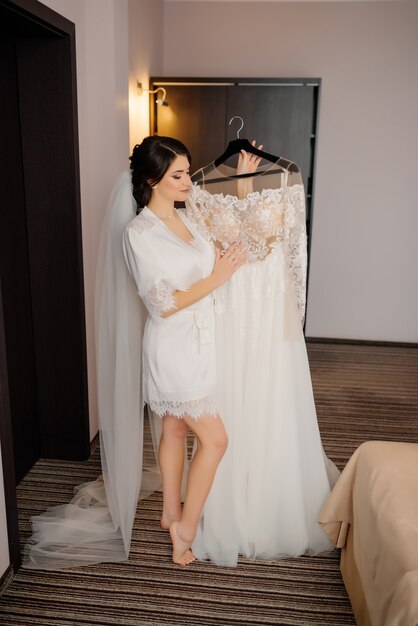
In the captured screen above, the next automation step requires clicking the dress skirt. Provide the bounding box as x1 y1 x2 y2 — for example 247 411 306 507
192 244 340 565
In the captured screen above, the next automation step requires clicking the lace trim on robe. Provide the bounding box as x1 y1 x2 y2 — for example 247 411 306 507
128 213 155 235
148 395 218 420
127 217 178 317
141 279 177 317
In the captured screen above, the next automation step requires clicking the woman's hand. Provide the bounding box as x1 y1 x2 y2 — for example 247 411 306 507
161 243 248 316
212 242 248 287
237 139 263 175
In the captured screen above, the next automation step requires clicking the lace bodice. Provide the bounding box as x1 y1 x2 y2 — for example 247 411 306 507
187 183 308 321
189 187 285 263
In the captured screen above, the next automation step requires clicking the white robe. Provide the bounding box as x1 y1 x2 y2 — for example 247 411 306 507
123 206 217 419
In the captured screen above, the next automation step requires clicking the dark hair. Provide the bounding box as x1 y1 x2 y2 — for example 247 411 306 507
129 136 191 213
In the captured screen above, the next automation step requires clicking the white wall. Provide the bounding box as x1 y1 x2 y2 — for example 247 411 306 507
39 0 130 438
0 0 164 580
162 0 418 342
129 0 164 148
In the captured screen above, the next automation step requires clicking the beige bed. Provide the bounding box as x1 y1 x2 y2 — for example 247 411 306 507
318 440 418 626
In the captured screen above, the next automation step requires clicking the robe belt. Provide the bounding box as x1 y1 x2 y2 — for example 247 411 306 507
191 306 211 360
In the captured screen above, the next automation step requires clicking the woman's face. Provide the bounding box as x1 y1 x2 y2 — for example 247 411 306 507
152 154 191 203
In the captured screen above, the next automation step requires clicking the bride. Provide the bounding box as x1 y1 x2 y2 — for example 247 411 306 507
184 141 340 566
22 135 338 571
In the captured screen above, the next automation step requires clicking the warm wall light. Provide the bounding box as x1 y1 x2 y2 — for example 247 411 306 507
137 81 168 106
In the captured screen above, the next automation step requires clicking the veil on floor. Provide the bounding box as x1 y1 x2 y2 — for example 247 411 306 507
23 171 161 570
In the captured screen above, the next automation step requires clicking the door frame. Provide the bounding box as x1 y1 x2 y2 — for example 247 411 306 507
0 0 87 571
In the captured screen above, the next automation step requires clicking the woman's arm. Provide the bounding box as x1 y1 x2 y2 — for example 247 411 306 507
161 242 246 317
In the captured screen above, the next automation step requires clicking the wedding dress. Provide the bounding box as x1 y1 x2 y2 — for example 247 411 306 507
186 160 340 566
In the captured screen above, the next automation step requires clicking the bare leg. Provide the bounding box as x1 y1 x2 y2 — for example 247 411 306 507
159 415 189 529
169 412 228 565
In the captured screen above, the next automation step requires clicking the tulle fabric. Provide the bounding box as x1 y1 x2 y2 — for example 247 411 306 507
23 171 161 570
192 244 340 566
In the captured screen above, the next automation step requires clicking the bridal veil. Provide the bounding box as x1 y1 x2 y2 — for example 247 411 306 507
23 171 158 569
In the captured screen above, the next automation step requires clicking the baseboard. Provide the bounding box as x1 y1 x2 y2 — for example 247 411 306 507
0 564 14 596
305 337 418 349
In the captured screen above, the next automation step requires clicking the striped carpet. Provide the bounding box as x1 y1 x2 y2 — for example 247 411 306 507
1 342 417 625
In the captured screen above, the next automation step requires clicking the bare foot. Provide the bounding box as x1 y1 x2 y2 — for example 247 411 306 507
169 522 195 565
160 511 181 530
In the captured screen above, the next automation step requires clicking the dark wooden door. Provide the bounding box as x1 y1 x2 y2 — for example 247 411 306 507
0 37 41 484
0 15 90 478
15 34 90 462
0 0 90 570
155 86 228 173
225 85 315 193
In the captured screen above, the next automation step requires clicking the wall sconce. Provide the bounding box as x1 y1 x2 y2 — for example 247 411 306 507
137 81 168 106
